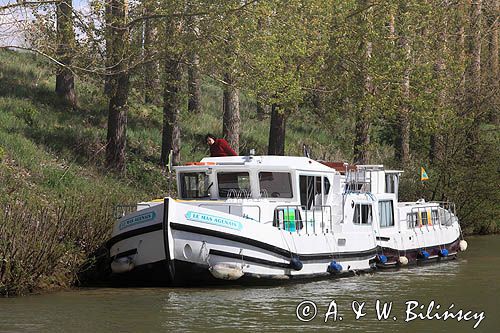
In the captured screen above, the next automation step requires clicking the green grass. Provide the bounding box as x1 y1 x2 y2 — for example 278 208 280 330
1 48 497 295
0 49 352 295
0 48 354 205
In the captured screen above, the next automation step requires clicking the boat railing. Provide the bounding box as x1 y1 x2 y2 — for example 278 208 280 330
198 202 262 222
225 188 252 199
407 201 457 228
344 169 371 193
114 203 152 219
259 189 269 198
273 205 333 234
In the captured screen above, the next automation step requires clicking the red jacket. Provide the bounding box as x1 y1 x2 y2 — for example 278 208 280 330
210 138 237 157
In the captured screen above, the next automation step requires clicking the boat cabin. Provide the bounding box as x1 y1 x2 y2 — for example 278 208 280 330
173 156 406 234
175 156 341 203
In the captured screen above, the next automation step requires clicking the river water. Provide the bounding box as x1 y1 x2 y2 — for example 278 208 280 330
0 235 498 333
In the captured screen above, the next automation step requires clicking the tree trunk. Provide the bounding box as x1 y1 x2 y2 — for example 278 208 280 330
222 72 240 154
105 0 130 172
395 35 411 165
143 1 160 105
487 0 499 124
55 0 77 107
353 111 370 164
187 12 201 114
455 1 468 102
268 104 286 156
465 0 482 156
104 0 113 96
430 3 449 163
187 51 201 113
160 20 183 167
468 0 482 104
353 0 373 165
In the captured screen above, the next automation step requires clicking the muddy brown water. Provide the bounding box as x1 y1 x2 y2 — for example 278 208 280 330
0 235 498 332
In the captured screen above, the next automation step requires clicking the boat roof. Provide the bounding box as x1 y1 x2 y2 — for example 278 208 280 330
174 155 404 176
174 155 338 173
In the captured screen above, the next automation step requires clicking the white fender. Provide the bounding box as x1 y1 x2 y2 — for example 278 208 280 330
111 256 135 274
209 263 244 280
459 240 468 252
399 256 409 265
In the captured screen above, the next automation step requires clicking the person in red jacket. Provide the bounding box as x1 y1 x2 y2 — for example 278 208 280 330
205 133 238 157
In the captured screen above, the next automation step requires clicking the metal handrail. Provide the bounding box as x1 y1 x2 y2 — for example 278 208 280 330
344 169 372 193
114 203 152 219
407 201 457 228
273 204 334 234
198 202 262 222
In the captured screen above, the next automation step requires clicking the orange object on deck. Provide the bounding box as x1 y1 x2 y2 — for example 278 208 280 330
318 161 357 174
185 162 217 166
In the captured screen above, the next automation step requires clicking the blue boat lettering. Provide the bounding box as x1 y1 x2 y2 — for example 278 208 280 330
185 211 243 231
119 211 156 230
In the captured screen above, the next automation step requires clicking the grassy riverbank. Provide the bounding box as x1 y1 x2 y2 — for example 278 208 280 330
0 49 345 295
0 49 498 296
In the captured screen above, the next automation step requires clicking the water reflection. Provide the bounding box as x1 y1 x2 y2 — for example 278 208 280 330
0 236 497 333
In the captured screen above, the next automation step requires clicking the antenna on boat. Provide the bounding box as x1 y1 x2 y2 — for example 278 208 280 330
303 144 310 158
342 162 349 223
166 149 174 196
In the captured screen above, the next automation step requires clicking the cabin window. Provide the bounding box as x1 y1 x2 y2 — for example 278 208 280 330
324 177 331 195
407 210 434 228
378 200 394 227
439 208 453 226
259 172 293 198
180 172 211 199
385 174 396 193
431 209 439 225
300 175 322 209
217 172 250 197
273 207 303 231
353 204 373 225
420 210 429 226
407 212 418 228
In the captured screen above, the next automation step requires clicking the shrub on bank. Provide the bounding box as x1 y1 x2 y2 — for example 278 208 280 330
0 199 114 296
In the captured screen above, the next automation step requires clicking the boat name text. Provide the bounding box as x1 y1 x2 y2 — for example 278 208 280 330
185 211 243 231
119 211 156 230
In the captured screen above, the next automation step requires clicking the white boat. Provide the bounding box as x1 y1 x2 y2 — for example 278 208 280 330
107 155 467 285
339 164 466 268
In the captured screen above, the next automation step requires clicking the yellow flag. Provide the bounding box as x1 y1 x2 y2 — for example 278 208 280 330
420 167 429 181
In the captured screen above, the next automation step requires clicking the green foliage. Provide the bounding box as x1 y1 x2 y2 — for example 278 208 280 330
1 0 499 295
0 47 349 294
0 198 114 296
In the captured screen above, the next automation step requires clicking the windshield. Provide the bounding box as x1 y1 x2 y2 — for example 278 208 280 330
180 172 211 199
217 172 250 198
259 172 293 198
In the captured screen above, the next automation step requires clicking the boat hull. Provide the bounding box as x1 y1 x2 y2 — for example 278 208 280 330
108 258 378 287
108 198 378 286
375 237 461 268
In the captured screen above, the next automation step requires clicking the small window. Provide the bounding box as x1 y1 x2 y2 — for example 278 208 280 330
324 177 331 195
379 200 395 227
353 204 372 224
259 172 293 198
217 172 250 198
407 212 418 228
385 174 396 193
180 172 211 199
300 175 315 209
431 210 439 225
273 207 303 231
300 175 324 209
420 210 428 226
